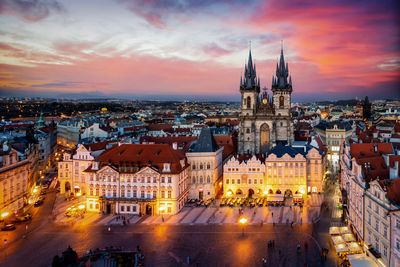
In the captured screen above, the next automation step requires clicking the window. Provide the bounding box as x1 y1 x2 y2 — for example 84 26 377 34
147 177 151 183
133 206 137 212
168 191 171 198
237 179 240 184
121 206 125 212
279 95 284 107
161 177 165 183
226 179 229 184
168 177 172 183
207 176 210 183
200 163 203 170
397 239 400 250
375 220 379 231
161 191 165 198
248 179 251 185
383 225 387 238
121 190 125 197
396 219 400 229
260 179 263 184
207 163 210 169
192 176 196 184
232 179 235 184
200 176 203 183
127 206 130 212
368 213 371 225
375 237 379 252
146 191 151 198
96 188 99 196
168 207 172 213
153 191 157 198
113 189 116 197
141 191 145 198
368 200 371 208
133 190 137 198
127 190 131 197
153 177 156 183
375 204 379 214
254 179 257 184
90 189 93 195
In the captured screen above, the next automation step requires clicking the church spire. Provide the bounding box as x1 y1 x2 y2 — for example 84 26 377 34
272 42 290 89
242 46 258 89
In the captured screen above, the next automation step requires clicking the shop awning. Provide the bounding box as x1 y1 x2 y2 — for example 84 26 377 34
347 254 379 267
267 195 284 202
347 242 362 253
329 226 340 235
331 235 345 245
293 194 303 199
343 233 356 242
334 243 349 253
340 226 351 234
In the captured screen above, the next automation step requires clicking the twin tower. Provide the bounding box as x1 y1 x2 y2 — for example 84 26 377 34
238 46 294 155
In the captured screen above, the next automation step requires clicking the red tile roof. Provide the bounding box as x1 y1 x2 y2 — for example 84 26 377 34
356 156 389 183
380 178 400 206
39 126 56 133
147 123 174 131
84 140 117 151
140 136 196 152
350 143 393 159
91 144 188 174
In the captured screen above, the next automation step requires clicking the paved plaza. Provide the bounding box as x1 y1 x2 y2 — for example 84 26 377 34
1 191 335 267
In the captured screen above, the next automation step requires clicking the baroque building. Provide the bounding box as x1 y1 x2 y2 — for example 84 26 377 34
238 47 294 154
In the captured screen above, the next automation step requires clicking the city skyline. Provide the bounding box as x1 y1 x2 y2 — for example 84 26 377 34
0 0 399 101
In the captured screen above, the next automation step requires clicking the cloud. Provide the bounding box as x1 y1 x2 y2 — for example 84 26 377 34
0 0 63 22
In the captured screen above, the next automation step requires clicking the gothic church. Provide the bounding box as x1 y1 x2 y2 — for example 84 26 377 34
238 47 294 154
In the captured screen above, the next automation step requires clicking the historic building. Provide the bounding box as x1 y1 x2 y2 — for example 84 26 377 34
84 144 189 215
0 148 29 215
186 128 223 200
223 145 324 198
238 47 294 155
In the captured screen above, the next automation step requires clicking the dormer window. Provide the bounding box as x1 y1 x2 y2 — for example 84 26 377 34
163 163 171 172
92 162 99 170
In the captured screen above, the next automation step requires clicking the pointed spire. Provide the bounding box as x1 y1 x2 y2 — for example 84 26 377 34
240 76 243 86
289 75 292 85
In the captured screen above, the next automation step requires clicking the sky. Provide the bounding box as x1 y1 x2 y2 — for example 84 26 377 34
0 0 399 102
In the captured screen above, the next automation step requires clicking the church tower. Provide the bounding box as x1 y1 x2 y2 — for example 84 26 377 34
272 46 292 117
238 45 294 155
240 49 260 117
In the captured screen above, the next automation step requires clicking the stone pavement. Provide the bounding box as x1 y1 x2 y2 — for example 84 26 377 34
89 204 321 227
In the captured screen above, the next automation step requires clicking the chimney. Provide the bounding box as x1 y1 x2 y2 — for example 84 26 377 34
383 154 390 167
390 161 399 179
172 142 178 150
374 144 377 153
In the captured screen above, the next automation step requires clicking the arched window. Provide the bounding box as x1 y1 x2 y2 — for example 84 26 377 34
279 96 284 107
200 163 203 169
207 163 210 169
207 176 210 183
192 176 196 184
247 96 251 109
246 128 250 134
200 176 203 183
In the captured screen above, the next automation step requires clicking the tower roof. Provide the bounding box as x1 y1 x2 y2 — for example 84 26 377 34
190 128 220 153
241 48 259 90
272 43 291 90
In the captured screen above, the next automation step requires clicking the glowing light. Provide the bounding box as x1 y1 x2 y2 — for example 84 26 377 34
227 191 232 196
263 190 268 195
299 189 305 194
33 188 38 193
78 205 85 210
1 211 10 218
338 244 344 249
76 192 82 197
239 217 248 225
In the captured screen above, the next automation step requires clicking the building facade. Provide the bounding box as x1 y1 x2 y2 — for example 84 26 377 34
315 120 353 172
238 48 294 155
223 145 324 198
84 144 189 215
186 128 223 200
0 149 29 215
58 144 95 196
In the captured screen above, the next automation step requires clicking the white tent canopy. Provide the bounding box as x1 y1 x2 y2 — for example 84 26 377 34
347 254 378 267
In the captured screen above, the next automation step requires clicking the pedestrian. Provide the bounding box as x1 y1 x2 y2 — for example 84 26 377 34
186 256 190 264
108 226 111 232
272 239 275 248
272 212 274 217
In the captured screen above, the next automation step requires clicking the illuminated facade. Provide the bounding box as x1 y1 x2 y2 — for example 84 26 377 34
186 128 223 200
223 146 324 198
0 149 29 215
238 47 294 154
84 144 189 215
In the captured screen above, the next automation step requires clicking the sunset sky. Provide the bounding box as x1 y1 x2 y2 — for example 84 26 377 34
0 0 399 101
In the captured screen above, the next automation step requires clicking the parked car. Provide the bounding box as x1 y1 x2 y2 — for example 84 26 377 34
13 214 32 223
1 224 16 231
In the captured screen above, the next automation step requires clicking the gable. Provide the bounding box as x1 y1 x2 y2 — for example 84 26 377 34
98 165 118 174
136 166 159 175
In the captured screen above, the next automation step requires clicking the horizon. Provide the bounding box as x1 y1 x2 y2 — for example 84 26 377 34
0 0 399 101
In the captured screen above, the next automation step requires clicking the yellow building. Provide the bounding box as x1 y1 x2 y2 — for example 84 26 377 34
0 149 30 215
223 145 324 199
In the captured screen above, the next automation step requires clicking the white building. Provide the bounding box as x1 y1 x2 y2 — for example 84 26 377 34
84 144 189 215
186 128 223 200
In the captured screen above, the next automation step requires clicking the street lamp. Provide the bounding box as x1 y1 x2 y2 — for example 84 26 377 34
239 216 248 236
